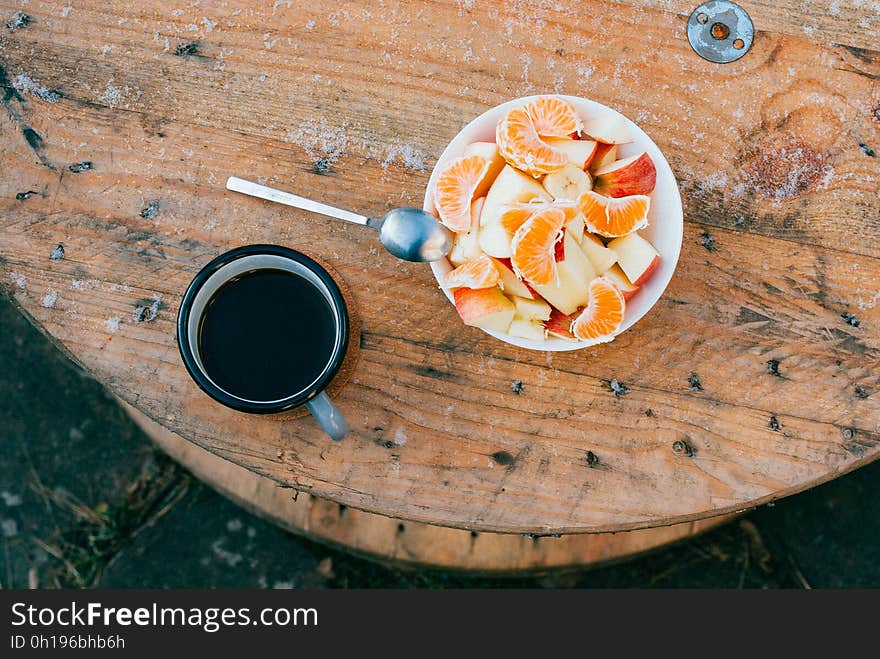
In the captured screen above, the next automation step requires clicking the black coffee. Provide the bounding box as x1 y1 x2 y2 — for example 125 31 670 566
198 268 336 401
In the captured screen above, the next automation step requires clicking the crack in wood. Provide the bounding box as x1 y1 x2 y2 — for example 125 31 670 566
0 62 54 169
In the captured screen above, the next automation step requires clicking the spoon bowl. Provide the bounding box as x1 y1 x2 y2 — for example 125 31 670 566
370 208 454 262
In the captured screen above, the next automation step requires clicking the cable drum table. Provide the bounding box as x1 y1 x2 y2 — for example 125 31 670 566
1 0 877 570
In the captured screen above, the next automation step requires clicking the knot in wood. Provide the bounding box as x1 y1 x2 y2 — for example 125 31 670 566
672 440 694 457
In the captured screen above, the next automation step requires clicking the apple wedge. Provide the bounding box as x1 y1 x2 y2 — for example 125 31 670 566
593 152 657 197
453 286 516 332
565 211 585 244
606 233 660 287
479 165 551 257
543 138 598 169
543 163 593 202
579 232 618 274
589 143 618 173
448 197 485 266
582 114 633 145
508 318 547 341
512 295 552 322
544 308 577 339
603 264 639 300
492 257 535 299
464 142 507 196
530 229 596 315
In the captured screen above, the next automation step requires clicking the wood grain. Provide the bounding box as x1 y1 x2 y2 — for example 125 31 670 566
128 400 735 572
624 0 879 51
1 0 878 533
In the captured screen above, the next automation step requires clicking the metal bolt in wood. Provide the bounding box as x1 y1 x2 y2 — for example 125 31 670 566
688 0 754 63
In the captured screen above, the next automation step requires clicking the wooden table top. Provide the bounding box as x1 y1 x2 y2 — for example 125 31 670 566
1 0 877 534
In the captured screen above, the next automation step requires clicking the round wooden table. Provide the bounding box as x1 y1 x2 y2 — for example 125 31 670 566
1 0 877 571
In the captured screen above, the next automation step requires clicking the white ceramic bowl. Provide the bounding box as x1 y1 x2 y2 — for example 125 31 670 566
424 95 683 352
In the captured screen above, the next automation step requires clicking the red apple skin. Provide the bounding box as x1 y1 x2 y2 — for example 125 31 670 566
544 308 578 339
452 287 513 326
631 254 660 287
593 152 657 198
554 228 566 262
581 146 597 171
590 143 617 172
603 265 639 300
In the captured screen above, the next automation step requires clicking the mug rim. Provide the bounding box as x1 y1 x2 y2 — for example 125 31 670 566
176 244 350 414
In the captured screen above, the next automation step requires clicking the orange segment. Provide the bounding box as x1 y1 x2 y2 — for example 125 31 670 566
578 191 650 237
499 206 538 236
496 107 568 178
510 207 566 286
510 200 579 222
525 96 582 138
434 155 490 232
499 201 579 238
570 278 626 343
443 254 501 290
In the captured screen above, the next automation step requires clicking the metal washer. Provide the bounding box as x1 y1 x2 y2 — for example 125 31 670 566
687 0 754 63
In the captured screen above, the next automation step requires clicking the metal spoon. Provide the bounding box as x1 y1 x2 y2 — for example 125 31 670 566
226 177 453 262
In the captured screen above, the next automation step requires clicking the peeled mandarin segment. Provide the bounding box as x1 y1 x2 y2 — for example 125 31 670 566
570 278 626 343
510 207 566 286
578 191 608 232
434 155 490 232
496 107 568 178
443 254 501 290
525 96 582 138
501 200 579 224
499 206 537 237
578 191 650 238
604 195 650 236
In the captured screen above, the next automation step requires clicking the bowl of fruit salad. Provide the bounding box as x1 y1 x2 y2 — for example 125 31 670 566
424 95 683 351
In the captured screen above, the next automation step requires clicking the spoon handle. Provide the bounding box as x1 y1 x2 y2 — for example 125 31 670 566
226 177 370 227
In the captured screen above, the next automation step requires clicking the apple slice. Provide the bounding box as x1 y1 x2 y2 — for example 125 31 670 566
508 318 547 341
589 143 618 173
542 163 593 202
544 307 577 339
582 114 632 145
579 232 618 274
593 152 657 197
479 165 551 257
453 286 515 332
512 295 552 322
603 264 639 300
448 197 485 266
492 257 535 299
530 229 596 315
543 138 598 169
464 142 506 196
565 211 585 245
606 233 660 286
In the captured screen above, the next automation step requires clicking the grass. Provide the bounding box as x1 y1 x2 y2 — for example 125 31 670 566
30 453 190 588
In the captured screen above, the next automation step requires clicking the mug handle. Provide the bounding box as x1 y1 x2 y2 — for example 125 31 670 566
305 391 349 441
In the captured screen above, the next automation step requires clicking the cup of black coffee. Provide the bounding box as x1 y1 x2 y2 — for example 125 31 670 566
177 245 350 440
